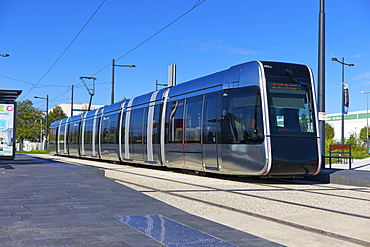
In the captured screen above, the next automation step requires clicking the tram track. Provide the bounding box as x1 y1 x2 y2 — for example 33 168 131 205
39 154 370 201
107 169 370 220
285 179 370 194
103 165 370 204
100 166 370 245
248 179 370 202
109 176 370 246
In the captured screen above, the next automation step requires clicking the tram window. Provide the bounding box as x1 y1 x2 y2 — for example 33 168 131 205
166 100 184 143
49 127 57 147
152 105 161 144
267 78 315 135
93 115 100 146
84 118 93 145
184 96 203 143
143 107 148 144
69 122 79 145
59 124 66 145
101 114 118 144
121 112 126 144
203 92 220 144
222 87 264 144
130 108 144 144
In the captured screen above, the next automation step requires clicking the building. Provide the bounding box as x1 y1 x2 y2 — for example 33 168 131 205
50 103 105 117
326 110 370 141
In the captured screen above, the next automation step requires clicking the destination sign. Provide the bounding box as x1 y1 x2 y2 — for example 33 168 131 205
271 83 302 91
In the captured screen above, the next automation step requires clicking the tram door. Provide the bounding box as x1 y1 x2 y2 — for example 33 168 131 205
202 92 220 170
166 100 185 168
183 96 203 170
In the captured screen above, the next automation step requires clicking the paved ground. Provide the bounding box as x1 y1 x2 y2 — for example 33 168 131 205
310 158 370 187
0 154 281 247
325 157 370 171
2 153 370 246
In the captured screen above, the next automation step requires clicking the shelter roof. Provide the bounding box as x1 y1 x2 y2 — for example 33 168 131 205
0 90 22 102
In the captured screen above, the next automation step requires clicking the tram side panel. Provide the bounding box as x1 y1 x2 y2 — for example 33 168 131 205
80 115 93 158
165 99 185 168
57 118 69 156
150 104 162 165
100 111 120 162
163 85 267 175
128 107 147 162
162 90 228 173
145 91 161 165
261 62 321 175
67 117 81 157
49 61 320 176
219 86 267 175
49 121 58 154
183 96 203 171
202 92 221 171
80 110 101 159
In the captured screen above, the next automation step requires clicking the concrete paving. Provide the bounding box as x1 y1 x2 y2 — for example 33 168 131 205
306 158 370 187
0 154 282 247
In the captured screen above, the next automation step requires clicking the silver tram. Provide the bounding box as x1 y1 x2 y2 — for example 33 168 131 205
49 61 321 177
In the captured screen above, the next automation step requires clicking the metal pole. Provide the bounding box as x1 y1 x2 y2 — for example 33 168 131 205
40 119 42 149
367 93 369 153
45 95 49 150
111 59 115 105
71 85 74 117
318 0 326 166
341 57 345 145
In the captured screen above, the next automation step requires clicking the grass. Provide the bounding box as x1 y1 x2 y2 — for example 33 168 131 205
17 150 49 154
352 153 370 159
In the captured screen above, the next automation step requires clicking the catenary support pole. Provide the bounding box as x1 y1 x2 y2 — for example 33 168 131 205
318 0 326 168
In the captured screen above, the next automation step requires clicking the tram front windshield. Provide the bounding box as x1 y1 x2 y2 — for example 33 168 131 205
267 77 315 136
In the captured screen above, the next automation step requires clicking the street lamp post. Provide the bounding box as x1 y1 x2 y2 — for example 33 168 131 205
34 95 49 150
332 57 354 145
111 59 135 104
361 91 370 153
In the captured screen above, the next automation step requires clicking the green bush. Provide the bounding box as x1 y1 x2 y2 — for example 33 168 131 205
325 123 370 159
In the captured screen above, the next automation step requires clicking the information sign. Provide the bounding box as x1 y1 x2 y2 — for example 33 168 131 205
0 103 15 157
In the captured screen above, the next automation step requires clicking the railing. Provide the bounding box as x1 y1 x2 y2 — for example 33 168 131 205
16 142 44 152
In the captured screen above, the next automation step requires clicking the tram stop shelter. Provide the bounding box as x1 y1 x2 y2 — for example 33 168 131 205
0 90 22 160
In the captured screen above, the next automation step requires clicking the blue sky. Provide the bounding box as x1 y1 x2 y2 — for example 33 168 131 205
1 0 369 114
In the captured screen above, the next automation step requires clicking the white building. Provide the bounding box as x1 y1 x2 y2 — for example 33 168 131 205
326 110 370 141
50 103 105 117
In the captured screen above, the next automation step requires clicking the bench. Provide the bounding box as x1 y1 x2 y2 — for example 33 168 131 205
327 144 353 169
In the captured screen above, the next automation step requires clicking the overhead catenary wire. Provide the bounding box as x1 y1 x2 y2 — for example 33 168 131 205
0 74 34 85
92 0 206 76
33 82 86 110
21 0 107 100
22 0 206 108
35 80 109 110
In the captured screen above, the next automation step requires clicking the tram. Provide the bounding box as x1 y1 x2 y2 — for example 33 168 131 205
49 61 321 177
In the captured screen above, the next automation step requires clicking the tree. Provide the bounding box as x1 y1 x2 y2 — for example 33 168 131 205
325 123 335 155
325 122 335 140
16 100 43 142
48 106 67 128
346 131 365 152
359 126 370 145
